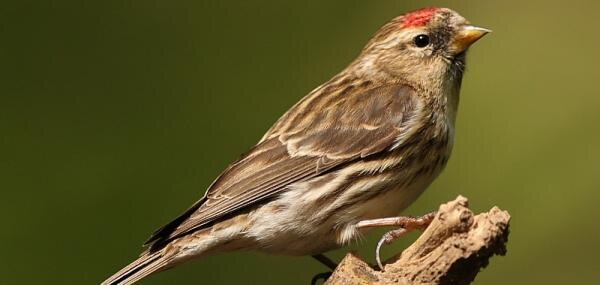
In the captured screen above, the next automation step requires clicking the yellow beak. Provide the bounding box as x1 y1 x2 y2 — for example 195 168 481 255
451 25 491 54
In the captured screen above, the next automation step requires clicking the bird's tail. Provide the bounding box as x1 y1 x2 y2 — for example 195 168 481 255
101 251 172 285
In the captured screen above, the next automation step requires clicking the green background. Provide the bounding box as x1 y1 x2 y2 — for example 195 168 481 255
2 0 599 284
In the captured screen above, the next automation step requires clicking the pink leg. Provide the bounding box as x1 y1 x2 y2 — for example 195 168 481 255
356 212 436 270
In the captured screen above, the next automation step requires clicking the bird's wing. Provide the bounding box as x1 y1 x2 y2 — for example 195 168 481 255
145 83 425 249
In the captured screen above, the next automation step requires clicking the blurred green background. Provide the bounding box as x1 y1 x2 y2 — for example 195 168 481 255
2 0 599 284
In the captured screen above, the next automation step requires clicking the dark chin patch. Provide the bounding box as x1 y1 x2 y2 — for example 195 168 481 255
449 52 466 82
454 51 466 62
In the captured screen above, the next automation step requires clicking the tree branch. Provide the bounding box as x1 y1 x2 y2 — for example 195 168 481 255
324 196 510 285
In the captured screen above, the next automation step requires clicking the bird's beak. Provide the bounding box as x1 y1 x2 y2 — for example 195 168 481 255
451 25 491 54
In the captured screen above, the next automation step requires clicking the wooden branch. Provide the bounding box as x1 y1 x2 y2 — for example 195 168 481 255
325 196 510 285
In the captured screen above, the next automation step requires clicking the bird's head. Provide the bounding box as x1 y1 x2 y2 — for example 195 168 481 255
354 7 490 87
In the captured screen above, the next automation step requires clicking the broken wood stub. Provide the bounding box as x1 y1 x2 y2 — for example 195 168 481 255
325 196 510 285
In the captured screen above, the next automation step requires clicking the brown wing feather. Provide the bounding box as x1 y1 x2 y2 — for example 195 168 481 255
146 82 423 249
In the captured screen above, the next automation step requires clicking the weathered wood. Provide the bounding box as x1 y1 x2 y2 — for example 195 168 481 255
325 196 510 285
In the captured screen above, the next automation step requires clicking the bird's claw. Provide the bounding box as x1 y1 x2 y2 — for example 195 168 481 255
375 228 408 271
374 212 436 271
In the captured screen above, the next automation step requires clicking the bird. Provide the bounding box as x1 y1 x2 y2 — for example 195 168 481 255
102 7 489 285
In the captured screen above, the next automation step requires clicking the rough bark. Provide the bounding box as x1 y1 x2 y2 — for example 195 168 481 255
324 196 510 285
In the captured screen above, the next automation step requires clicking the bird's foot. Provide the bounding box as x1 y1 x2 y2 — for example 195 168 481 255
356 211 437 271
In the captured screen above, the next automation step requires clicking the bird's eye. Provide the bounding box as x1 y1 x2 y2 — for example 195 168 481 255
413 34 430 48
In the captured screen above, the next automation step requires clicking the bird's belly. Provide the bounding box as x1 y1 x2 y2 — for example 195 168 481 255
245 157 447 255
352 171 438 220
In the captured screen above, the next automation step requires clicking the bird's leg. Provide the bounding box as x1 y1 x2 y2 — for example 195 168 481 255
355 212 436 229
310 254 337 285
356 211 436 270
311 254 338 271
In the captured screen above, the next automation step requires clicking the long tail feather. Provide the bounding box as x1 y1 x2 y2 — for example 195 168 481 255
101 251 170 285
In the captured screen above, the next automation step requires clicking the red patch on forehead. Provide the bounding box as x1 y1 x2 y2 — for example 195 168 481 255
402 7 439 28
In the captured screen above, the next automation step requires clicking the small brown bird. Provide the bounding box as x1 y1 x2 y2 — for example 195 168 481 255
103 7 489 285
